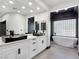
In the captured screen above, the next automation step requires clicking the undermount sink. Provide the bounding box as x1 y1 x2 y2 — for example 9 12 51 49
33 33 44 36
5 35 27 43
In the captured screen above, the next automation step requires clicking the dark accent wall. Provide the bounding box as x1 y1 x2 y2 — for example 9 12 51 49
50 6 78 38
0 21 6 36
51 7 78 21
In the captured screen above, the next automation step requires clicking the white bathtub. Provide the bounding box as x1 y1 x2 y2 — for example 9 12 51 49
52 36 77 48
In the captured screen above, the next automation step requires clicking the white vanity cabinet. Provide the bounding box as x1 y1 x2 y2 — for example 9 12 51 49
0 36 47 59
0 45 18 59
0 52 2 59
41 36 46 50
1 49 18 59
37 36 46 53
29 36 46 58
29 38 38 58
0 40 30 59
17 42 29 59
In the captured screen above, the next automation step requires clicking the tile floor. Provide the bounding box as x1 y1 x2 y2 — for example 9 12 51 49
33 42 79 59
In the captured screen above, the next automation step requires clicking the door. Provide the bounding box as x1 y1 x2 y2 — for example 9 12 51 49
17 47 26 59
1 49 17 59
17 42 29 59
41 36 46 50
37 36 46 54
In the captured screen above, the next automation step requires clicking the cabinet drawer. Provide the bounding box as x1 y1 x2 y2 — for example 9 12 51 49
31 44 37 50
32 41 36 45
32 38 36 40
30 39 37 44
31 48 37 58
32 48 37 52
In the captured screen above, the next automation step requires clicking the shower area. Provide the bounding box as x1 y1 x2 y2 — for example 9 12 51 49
50 6 78 48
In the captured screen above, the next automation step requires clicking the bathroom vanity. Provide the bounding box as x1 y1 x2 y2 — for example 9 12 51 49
0 34 47 59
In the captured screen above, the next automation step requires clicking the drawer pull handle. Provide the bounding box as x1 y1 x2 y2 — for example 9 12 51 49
32 38 36 40
32 42 36 44
32 49 36 51
18 48 21 54
42 40 44 44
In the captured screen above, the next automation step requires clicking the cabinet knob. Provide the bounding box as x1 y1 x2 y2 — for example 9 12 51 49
42 40 44 44
32 38 36 40
32 49 36 51
18 48 21 55
32 42 36 44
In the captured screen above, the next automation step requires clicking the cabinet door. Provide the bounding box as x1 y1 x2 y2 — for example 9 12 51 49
29 39 37 58
1 49 17 59
17 47 26 59
37 36 46 53
37 37 43 53
41 36 46 50
17 42 28 59
0 52 2 59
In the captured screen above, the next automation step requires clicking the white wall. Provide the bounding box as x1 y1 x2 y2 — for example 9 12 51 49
34 12 48 33
51 0 78 11
35 12 51 47
2 14 26 35
26 12 51 47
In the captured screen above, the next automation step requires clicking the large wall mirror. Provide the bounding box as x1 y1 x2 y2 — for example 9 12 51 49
41 22 46 33
35 22 39 33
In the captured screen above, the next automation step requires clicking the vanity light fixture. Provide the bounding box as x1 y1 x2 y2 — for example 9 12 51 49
64 8 68 10
55 10 59 12
9 0 14 4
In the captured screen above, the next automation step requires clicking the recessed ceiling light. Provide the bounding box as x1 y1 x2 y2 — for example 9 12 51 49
37 7 40 10
22 6 26 9
2 5 6 8
29 2 32 6
55 10 59 12
9 0 14 4
18 10 20 13
30 10 33 13
64 8 68 10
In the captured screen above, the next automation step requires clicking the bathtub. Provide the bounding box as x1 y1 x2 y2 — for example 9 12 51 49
52 36 77 48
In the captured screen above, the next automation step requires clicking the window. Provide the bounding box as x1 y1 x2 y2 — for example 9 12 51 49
53 19 76 37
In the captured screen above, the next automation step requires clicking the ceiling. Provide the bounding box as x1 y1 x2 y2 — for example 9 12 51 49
0 0 78 17
42 0 65 9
